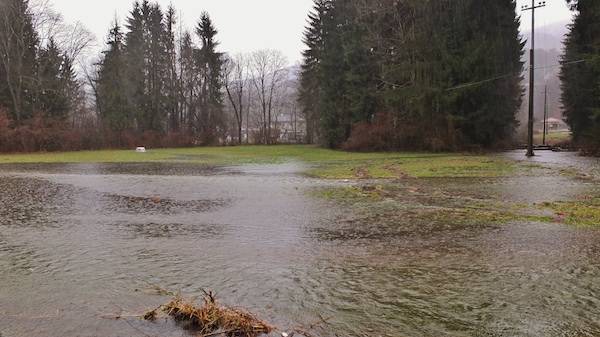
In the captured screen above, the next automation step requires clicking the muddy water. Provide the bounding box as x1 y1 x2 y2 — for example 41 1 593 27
1 152 600 337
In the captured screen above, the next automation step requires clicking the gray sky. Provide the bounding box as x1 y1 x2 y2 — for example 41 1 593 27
51 0 574 64
517 0 574 32
51 0 314 64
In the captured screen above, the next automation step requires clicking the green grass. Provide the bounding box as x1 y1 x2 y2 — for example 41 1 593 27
541 197 600 226
314 184 553 226
534 131 572 145
0 145 515 179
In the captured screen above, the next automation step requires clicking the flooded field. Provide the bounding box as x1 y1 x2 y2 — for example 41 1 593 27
1 151 600 337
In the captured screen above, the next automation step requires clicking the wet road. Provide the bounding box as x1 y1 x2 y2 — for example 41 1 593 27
1 152 599 337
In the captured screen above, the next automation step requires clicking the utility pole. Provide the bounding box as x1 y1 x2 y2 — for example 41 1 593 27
543 85 548 146
522 0 546 157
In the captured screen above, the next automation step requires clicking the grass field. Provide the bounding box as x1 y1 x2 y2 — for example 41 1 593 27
1 145 597 226
0 145 515 179
533 131 572 145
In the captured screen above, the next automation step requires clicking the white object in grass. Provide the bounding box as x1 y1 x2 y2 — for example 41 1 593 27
136 147 147 153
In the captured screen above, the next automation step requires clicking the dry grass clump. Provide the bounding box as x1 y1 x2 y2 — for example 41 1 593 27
148 291 273 337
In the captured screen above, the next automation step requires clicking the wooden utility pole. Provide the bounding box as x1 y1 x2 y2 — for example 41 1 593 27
543 85 548 145
522 0 546 157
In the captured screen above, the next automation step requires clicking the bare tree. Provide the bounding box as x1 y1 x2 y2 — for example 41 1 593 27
250 49 288 144
223 53 250 144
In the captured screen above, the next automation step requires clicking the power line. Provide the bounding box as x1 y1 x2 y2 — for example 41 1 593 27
379 57 595 93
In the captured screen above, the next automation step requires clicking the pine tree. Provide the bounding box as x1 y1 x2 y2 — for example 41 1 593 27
195 12 224 144
124 1 147 131
299 0 330 144
37 38 71 119
178 31 197 132
303 0 525 150
443 0 524 147
0 0 39 122
164 5 179 132
318 0 351 147
145 2 168 132
561 0 600 152
96 20 132 133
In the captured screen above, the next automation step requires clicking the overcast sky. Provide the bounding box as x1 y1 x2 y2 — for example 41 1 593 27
51 0 574 64
517 0 574 31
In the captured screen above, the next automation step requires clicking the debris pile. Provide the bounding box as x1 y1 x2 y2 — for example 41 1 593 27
145 291 273 337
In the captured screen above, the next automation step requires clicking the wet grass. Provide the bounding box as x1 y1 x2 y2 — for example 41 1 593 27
308 156 515 179
540 197 600 227
533 131 572 145
315 184 553 229
0 145 516 179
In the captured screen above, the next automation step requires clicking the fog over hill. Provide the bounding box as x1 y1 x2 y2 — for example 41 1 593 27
517 20 571 138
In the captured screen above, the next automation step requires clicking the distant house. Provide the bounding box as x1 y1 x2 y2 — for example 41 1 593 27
277 114 306 143
545 117 569 132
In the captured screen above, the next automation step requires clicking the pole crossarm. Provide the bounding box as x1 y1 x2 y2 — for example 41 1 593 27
522 2 547 11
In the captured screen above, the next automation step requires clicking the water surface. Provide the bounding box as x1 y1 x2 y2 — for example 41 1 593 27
1 152 599 337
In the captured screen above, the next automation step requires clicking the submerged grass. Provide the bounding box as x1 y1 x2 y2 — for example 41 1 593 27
0 145 516 179
315 184 553 229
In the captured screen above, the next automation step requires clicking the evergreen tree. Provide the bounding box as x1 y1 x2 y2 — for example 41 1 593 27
124 1 147 131
318 0 351 147
164 5 180 132
37 38 73 119
0 0 39 122
303 0 525 150
123 0 169 132
96 20 132 133
443 0 524 147
195 12 224 143
299 0 330 144
145 2 168 132
178 31 197 131
561 0 600 152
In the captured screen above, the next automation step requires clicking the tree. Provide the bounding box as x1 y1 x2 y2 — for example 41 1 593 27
299 0 330 144
96 19 131 134
301 0 524 150
124 0 169 133
442 0 524 147
250 49 288 144
178 30 197 132
36 38 74 119
195 12 225 144
164 5 179 132
318 0 350 148
223 53 249 144
561 0 600 152
0 0 39 122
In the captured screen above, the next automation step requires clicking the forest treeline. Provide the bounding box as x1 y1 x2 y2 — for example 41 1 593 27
299 0 525 151
299 0 600 153
0 0 598 154
561 0 600 155
0 0 298 152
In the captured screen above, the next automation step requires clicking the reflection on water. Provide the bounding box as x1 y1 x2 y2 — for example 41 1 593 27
0 153 599 337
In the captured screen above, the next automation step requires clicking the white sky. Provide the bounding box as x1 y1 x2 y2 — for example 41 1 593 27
517 0 574 31
50 0 574 64
51 0 314 64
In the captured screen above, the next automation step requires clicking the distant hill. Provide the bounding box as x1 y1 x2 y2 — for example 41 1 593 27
517 20 571 138
521 21 570 51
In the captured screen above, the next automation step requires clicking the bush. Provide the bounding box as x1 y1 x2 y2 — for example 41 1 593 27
0 110 196 153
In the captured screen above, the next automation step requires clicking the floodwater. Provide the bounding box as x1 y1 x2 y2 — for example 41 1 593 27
1 151 599 337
